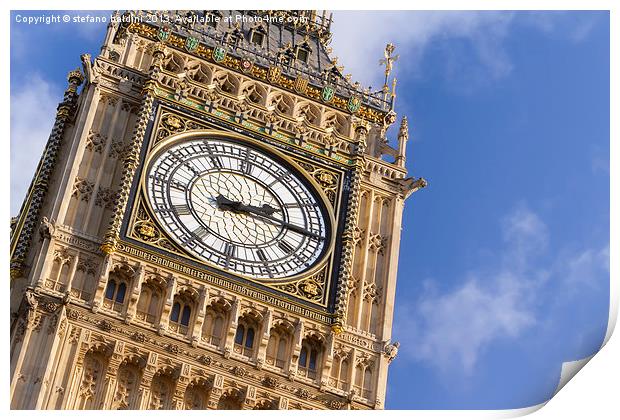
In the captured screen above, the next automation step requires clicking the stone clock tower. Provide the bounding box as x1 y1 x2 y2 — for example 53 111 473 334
10 10 426 410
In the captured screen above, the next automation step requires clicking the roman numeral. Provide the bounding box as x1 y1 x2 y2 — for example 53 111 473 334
224 243 236 258
268 172 291 188
169 179 186 191
173 204 191 215
240 150 254 174
192 226 209 240
283 202 317 208
203 142 223 169
256 249 268 262
278 240 295 254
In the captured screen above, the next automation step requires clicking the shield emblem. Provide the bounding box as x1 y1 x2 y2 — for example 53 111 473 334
294 75 308 94
267 66 281 83
185 37 199 52
321 85 335 102
240 59 253 73
347 95 362 113
157 26 171 42
212 46 227 63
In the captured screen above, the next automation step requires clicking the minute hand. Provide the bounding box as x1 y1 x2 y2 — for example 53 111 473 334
238 204 324 240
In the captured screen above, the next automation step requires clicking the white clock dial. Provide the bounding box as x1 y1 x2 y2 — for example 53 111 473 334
146 137 330 280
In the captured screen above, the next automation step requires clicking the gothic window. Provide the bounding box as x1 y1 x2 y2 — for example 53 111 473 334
47 249 72 293
249 25 267 47
363 366 373 399
330 356 350 390
163 52 184 74
213 71 239 94
354 364 374 400
296 102 321 125
136 282 163 325
104 275 127 312
202 303 227 347
169 291 195 335
324 112 349 137
250 31 265 46
185 61 211 85
71 258 97 302
266 326 291 369
298 338 322 380
295 38 312 64
296 47 309 63
233 315 259 358
269 93 294 115
242 83 267 105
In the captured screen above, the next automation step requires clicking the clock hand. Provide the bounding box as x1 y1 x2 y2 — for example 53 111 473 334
215 194 242 212
215 194 279 215
215 194 323 239
237 203 325 240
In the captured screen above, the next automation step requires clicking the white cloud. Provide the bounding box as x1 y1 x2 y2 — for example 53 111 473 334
561 245 609 290
10 74 60 216
394 205 608 376
330 11 597 92
331 11 515 89
410 273 536 374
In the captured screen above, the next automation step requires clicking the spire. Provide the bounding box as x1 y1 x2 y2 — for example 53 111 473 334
396 116 409 167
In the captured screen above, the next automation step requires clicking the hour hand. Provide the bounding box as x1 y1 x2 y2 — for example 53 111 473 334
215 194 241 212
238 202 280 216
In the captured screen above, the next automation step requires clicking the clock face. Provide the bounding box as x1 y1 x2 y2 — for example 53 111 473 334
145 137 330 280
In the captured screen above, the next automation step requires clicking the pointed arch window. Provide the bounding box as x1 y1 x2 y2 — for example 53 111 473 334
249 25 267 47
298 339 321 380
169 296 194 335
234 320 257 357
104 276 128 312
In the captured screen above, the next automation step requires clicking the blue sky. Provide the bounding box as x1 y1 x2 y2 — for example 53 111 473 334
10 10 610 410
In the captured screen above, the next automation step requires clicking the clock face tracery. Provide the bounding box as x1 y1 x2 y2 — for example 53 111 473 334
145 137 331 280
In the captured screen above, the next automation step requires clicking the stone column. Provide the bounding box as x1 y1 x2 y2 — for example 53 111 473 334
136 352 158 409
333 120 369 332
256 308 272 366
126 263 145 323
100 42 166 255
223 297 240 357
191 286 208 343
10 69 85 280
91 254 113 311
158 274 177 334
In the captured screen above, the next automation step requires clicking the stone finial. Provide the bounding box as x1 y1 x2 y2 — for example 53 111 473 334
67 68 85 86
398 116 409 141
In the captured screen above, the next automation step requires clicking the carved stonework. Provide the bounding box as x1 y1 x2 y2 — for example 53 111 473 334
154 111 208 145
85 130 108 153
271 265 328 304
367 233 387 255
76 256 99 275
72 177 94 202
129 199 186 254
363 282 381 304
295 160 340 207
95 187 119 210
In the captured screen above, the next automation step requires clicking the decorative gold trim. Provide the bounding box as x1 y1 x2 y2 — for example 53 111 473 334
140 129 337 284
152 88 355 167
126 22 387 124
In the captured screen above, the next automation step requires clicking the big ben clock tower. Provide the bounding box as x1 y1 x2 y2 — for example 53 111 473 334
10 10 426 409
